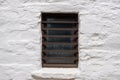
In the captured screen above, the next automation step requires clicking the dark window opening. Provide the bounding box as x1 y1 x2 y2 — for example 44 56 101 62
41 13 78 68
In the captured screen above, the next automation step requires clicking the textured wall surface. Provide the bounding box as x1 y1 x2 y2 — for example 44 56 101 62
0 0 120 80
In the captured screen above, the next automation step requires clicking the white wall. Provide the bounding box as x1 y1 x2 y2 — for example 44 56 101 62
0 0 120 80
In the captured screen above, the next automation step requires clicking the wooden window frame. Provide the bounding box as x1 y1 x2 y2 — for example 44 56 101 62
41 12 79 68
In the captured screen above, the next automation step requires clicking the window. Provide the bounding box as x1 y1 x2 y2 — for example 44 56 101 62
41 13 78 68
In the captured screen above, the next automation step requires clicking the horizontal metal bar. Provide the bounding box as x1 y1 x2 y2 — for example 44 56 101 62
42 64 78 68
42 35 78 38
42 50 78 52
42 28 78 30
43 42 77 45
42 21 78 24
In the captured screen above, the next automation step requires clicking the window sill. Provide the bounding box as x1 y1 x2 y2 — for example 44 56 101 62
32 68 79 80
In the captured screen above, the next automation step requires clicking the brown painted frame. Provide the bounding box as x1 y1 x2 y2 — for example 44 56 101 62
41 12 79 68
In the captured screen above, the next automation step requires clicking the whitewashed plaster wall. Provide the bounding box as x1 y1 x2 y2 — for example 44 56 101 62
0 0 120 80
